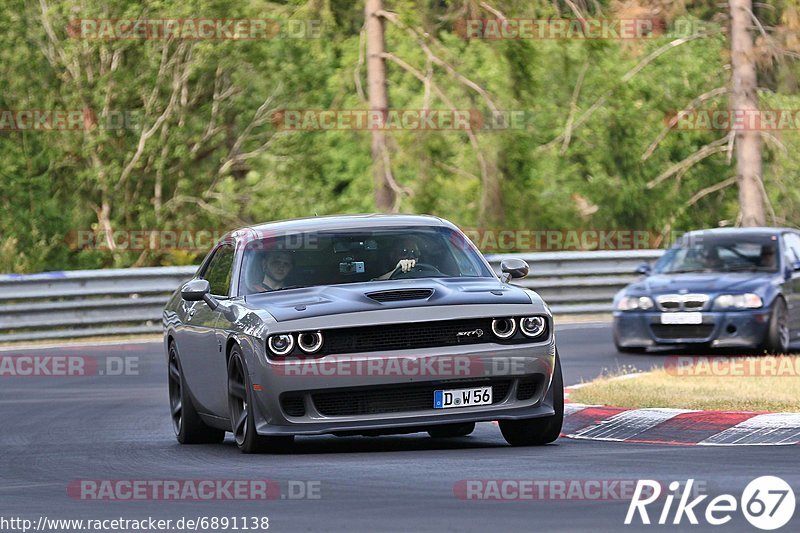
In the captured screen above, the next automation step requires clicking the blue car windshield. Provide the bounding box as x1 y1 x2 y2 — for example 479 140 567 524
239 226 494 294
654 235 780 274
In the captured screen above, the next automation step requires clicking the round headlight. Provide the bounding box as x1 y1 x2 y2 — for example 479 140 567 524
616 296 654 311
520 316 547 338
491 317 517 339
714 293 763 310
268 334 294 356
297 331 323 354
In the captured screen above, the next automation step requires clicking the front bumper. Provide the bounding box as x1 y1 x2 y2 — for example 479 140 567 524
247 338 557 436
613 309 771 349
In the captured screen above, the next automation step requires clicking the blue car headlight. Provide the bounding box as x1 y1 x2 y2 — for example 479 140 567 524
713 293 763 310
616 295 654 311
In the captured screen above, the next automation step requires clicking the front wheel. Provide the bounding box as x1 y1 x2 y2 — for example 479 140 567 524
227 347 294 454
760 298 790 354
499 350 564 446
614 343 646 354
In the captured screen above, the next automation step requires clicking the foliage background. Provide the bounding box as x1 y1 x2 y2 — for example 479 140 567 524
0 0 798 273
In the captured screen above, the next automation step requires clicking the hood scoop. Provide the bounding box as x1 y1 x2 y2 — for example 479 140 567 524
366 288 434 303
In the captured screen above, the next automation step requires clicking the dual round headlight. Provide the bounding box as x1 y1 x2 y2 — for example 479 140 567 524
519 316 547 338
491 316 548 340
267 331 323 356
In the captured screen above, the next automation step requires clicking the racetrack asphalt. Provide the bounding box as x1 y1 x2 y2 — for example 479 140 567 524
1 323 798 532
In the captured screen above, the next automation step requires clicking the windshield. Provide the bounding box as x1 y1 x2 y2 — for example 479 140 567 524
654 234 780 274
239 226 494 294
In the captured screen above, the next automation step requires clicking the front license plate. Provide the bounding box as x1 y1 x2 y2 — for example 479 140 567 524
660 312 702 325
434 386 492 409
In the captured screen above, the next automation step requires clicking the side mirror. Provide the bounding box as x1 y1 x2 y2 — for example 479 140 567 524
500 258 530 283
793 260 800 272
181 279 219 310
635 263 652 276
181 279 210 301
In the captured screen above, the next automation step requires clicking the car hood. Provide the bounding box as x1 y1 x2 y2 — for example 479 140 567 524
244 278 533 322
627 272 777 294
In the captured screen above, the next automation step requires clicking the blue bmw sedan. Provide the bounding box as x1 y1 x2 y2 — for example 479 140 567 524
613 228 800 353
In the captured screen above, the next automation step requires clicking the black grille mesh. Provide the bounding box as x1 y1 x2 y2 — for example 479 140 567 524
650 324 714 340
320 318 494 355
311 379 512 417
516 379 538 401
280 394 306 417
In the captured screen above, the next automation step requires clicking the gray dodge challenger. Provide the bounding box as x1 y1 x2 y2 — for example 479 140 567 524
163 214 563 453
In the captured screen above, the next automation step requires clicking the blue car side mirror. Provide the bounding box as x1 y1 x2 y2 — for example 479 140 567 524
793 260 800 272
635 263 651 276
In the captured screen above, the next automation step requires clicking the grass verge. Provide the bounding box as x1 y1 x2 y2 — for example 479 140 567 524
570 356 800 412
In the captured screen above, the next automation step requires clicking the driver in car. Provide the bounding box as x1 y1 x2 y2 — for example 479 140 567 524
375 237 423 280
249 250 294 292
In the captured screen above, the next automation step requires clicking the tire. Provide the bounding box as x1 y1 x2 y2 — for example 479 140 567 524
227 347 294 454
168 343 225 444
614 343 646 354
499 350 564 446
427 422 476 439
760 298 790 354
613 333 646 354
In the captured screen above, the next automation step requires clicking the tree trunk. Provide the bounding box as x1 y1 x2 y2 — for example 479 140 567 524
480 146 504 228
729 0 766 226
364 0 396 212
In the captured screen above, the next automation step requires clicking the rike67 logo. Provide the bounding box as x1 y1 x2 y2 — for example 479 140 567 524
626 476 795 530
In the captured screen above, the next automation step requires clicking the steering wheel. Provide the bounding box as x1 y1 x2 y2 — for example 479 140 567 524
389 262 443 279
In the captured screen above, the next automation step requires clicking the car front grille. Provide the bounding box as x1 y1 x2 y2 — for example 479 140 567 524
310 379 513 417
280 394 306 417
650 324 714 340
516 379 538 401
315 318 535 356
656 294 709 311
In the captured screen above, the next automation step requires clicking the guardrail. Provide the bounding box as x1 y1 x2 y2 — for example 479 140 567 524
0 251 663 342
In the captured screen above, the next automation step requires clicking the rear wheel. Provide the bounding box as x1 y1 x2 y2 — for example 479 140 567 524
427 422 475 439
760 298 790 354
227 347 294 454
499 350 564 446
168 343 225 444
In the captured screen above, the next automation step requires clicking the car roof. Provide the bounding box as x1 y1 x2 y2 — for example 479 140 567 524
231 214 450 240
683 227 798 239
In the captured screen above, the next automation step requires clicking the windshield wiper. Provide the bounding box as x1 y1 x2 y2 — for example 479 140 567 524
720 265 770 272
269 285 305 292
665 269 709 274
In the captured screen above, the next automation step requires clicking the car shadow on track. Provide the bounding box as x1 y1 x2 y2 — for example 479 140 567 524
224 434 510 455
618 342 800 357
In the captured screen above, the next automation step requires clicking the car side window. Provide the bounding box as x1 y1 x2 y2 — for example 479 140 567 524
783 234 800 264
201 244 235 297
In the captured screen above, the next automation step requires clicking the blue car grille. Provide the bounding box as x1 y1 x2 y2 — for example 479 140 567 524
650 324 714 340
